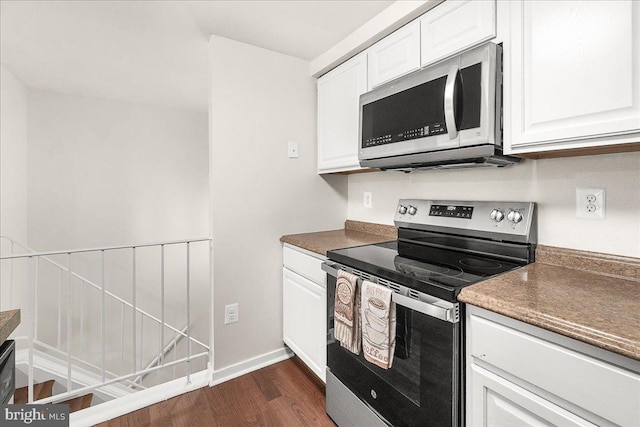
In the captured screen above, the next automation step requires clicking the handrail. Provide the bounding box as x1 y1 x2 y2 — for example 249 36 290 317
0 236 210 350
129 324 189 388
0 236 211 259
0 235 211 405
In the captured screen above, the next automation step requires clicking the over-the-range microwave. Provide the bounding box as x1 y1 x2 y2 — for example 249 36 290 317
358 42 520 171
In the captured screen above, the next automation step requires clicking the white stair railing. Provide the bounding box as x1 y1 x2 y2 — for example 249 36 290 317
0 236 211 406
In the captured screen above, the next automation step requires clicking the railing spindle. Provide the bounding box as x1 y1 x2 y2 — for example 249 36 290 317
160 245 165 368
101 250 106 382
132 247 137 374
186 242 191 384
140 314 144 373
9 240 14 309
67 253 72 394
57 269 63 349
28 256 35 403
121 302 125 367
34 257 39 342
80 280 85 359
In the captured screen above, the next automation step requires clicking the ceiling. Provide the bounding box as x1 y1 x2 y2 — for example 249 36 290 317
0 0 394 112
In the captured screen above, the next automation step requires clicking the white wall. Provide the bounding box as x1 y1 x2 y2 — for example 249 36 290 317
0 65 28 323
27 90 209 250
24 90 210 371
348 152 640 257
0 65 28 244
209 35 347 370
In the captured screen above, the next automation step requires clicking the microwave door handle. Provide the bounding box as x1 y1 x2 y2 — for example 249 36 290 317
444 65 459 140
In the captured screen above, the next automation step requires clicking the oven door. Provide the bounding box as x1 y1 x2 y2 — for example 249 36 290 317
324 263 463 427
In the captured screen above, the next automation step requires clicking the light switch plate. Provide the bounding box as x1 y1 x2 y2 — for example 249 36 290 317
287 141 299 158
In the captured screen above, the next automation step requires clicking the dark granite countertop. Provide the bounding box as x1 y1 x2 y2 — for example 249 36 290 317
280 220 397 256
459 245 640 361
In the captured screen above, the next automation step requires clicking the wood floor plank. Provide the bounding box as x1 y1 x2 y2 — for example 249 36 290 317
14 379 55 404
96 358 336 427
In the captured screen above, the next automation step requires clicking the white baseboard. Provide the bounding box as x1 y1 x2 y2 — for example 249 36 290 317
69 346 293 426
210 346 294 387
69 369 210 427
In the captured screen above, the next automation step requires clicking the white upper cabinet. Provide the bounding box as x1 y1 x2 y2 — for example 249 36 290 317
317 53 367 174
367 20 421 90
504 0 640 155
421 0 496 67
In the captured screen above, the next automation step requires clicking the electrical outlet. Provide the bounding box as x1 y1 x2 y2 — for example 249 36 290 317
224 303 239 324
363 192 372 208
576 188 605 220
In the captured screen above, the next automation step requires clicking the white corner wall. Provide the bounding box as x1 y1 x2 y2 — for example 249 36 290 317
0 65 28 244
348 152 640 257
0 65 28 324
24 90 210 365
209 35 347 370
26 90 209 250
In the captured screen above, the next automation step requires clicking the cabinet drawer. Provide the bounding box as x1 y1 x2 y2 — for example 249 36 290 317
469 314 640 427
283 245 326 285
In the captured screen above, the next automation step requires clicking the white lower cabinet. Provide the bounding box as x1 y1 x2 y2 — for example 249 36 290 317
282 244 327 382
470 364 596 427
466 306 640 427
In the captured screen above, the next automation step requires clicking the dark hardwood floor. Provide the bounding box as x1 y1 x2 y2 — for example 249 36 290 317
96 358 336 427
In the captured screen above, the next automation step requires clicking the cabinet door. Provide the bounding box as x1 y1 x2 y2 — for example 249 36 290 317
317 53 367 174
367 20 421 90
421 0 496 67
283 268 326 382
469 364 597 427
505 0 640 154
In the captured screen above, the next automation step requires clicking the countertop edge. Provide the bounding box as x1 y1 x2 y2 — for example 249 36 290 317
459 293 639 361
0 309 21 344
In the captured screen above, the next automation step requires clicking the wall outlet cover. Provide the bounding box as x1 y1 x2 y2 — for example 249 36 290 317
363 192 372 208
224 303 239 325
576 188 605 220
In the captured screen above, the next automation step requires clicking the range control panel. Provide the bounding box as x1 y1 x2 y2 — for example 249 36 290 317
394 199 537 243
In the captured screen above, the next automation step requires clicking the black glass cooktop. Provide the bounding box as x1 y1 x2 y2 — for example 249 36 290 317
328 240 526 302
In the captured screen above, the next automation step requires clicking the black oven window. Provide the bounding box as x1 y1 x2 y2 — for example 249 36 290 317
347 306 421 406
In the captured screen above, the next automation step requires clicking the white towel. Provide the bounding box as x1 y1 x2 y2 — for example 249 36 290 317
334 270 361 354
361 280 396 369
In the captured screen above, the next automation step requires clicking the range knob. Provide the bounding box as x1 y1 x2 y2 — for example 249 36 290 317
490 209 505 222
398 205 408 215
408 205 418 215
507 210 524 224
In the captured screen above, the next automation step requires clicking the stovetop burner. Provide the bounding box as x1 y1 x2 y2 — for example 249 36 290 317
328 240 527 301
395 258 464 280
459 258 503 270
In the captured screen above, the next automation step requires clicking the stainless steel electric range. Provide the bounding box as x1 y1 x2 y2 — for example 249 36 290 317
322 199 537 427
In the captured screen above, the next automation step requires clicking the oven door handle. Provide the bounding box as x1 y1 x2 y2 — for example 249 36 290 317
322 262 459 323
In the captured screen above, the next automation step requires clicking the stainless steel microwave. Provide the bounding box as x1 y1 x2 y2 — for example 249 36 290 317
358 43 520 171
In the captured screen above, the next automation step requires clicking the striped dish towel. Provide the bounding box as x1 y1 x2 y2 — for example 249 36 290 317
334 269 361 354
